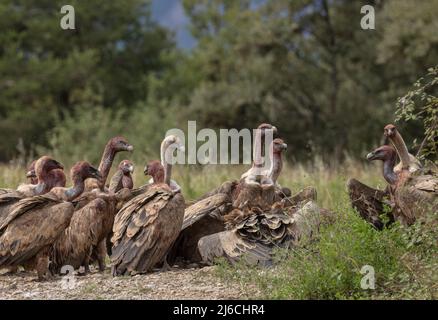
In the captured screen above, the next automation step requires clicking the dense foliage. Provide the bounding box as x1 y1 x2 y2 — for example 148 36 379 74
1 0 437 163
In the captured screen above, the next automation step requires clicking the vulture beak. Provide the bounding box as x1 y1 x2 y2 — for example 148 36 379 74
128 164 134 173
26 170 36 178
272 126 278 135
143 165 149 176
126 144 134 152
282 143 288 150
366 152 376 161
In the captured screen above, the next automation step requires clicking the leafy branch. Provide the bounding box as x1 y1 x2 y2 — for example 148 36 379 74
396 66 438 163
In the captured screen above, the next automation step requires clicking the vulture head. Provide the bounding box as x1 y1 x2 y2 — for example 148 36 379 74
71 161 102 182
366 145 397 162
119 160 134 175
110 136 134 153
383 124 397 139
272 138 287 154
257 123 278 137
34 156 64 180
144 160 165 184
26 160 38 184
162 135 185 152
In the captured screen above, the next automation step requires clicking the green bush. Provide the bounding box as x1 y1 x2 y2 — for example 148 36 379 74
215 201 437 300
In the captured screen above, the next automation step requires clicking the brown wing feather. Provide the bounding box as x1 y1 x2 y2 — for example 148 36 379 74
347 178 393 230
0 200 73 267
109 170 124 193
182 193 230 230
0 193 59 233
198 230 273 266
0 191 25 229
50 197 112 272
111 187 185 275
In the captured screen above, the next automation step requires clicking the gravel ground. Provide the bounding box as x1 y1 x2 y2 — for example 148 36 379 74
0 266 252 300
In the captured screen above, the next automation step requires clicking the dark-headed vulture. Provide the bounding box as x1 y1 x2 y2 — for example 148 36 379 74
0 161 101 280
0 156 64 228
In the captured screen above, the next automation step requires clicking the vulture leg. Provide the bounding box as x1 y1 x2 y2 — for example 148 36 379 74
35 247 51 281
346 178 394 230
96 239 107 272
160 254 172 272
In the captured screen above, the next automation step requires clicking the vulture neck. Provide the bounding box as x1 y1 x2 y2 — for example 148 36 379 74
161 142 173 186
152 171 165 185
268 149 283 184
65 175 86 201
382 154 398 185
34 167 50 195
98 143 116 188
253 130 264 169
390 131 411 170
122 173 133 189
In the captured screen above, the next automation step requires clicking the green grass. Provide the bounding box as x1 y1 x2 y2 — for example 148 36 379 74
1 159 436 299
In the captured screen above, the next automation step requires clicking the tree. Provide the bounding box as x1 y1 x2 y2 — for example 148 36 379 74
0 0 174 160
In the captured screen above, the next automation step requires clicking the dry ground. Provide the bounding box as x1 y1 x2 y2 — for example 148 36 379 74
0 266 252 300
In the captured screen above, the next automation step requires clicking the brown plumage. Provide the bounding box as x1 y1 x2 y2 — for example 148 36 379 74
0 161 101 280
382 124 437 225
111 160 185 276
109 160 134 192
347 178 394 230
198 204 294 266
49 189 125 274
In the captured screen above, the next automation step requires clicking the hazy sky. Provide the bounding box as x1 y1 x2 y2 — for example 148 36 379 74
151 0 196 50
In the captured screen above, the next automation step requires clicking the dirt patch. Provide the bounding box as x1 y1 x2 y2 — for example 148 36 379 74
0 266 251 300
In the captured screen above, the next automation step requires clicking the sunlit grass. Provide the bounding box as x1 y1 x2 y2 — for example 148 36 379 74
1 158 383 211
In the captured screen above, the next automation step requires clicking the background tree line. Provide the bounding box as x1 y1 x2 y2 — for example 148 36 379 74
0 0 437 165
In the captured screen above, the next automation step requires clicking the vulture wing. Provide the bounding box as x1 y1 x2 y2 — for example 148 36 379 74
111 187 185 275
198 230 273 266
182 193 230 230
0 196 74 267
198 206 294 266
109 170 124 193
347 178 393 230
0 191 25 229
51 197 112 272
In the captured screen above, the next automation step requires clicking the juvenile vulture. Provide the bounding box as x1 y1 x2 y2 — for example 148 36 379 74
109 160 134 192
85 136 134 191
104 160 135 256
346 145 399 230
0 162 101 280
111 160 185 276
382 124 437 225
